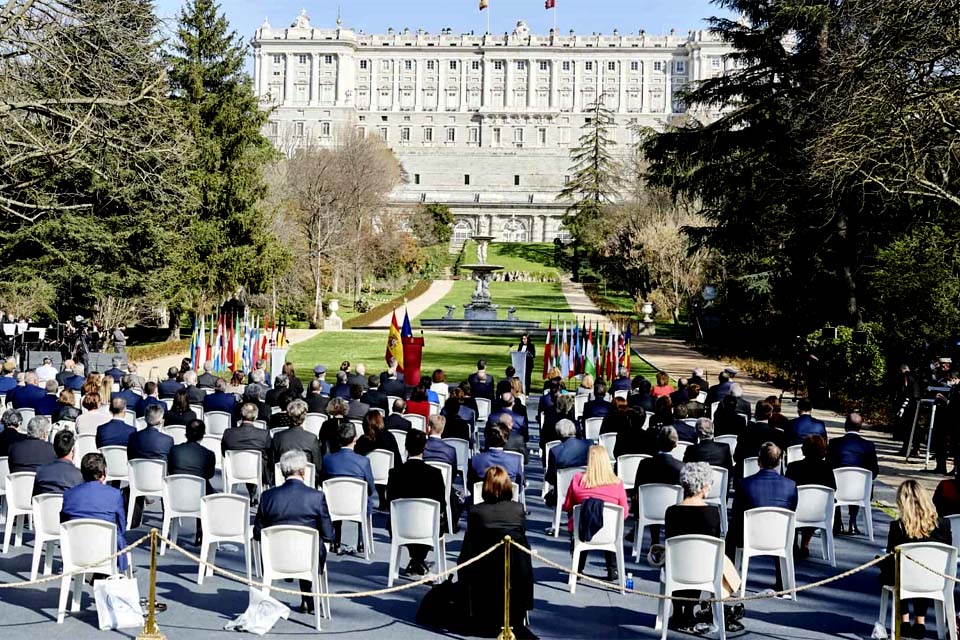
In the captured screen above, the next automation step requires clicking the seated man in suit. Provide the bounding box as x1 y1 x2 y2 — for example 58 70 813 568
669 378 690 407
360 375 388 412
384 399 413 432
380 366 405 399
103 357 125 383
272 399 323 469
610 367 632 394
158 366 184 399
467 360 495 401
684 383 707 419
386 430 447 576
221 402 274 495
322 421 376 551
168 418 216 493
346 384 370 422
712 394 747 438
468 422 524 488
785 434 835 558
0 408 27 456
329 371 351 400
628 377 655 413
683 418 733 471
34 379 61 417
785 398 827 447
254 450 335 614
484 413 527 464
134 381 167 419
9 416 56 472
34 430 84 496
826 412 879 535
729 442 797 589
0 359 17 394
242 383 271 424
733 401 785 480
265 374 290 408
634 426 684 546
423 415 458 469
583 380 612 421
730 383 753 420
705 370 733 408
112 375 141 410
11 371 45 409
126 404 173 527
347 363 369 390
181 370 207 404
96 397 136 448
197 361 218 389
60 360 85 391
488 392 528 441
203 377 236 415
61 452 129 571
305 378 329 414
689 368 709 392
671 404 699 444
544 419 590 505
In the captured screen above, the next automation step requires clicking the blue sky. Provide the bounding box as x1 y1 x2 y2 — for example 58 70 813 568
154 0 728 44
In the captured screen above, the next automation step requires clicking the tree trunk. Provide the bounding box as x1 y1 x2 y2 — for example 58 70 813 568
835 213 862 328
167 308 181 341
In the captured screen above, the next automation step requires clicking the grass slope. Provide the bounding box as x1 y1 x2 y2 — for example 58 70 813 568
461 241 560 277
417 279 574 326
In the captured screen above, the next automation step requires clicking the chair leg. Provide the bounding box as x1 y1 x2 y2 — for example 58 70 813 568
198 541 210 585
3 512 15 553
71 573 82 612
160 515 171 556
617 548 625 594
739 556 750 598
387 542 399 587
44 541 56 575
15 514 24 548
877 588 890 635
30 537 42 581
569 547 580 593
243 541 252 583
312 570 322 631
935 600 945 640
126 492 136 530
715 600 726 640
632 519 643 561
57 576 71 624
553 503 561 537
865 502 875 542
322 570 331 619
946 594 958 640
655 581 666 631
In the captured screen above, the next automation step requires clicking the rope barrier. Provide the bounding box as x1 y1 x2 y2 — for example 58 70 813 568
0 532 151 589
900 553 960 585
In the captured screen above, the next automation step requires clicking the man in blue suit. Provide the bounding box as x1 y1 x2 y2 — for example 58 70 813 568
488 395 528 442
423 415 458 470
545 419 590 488
158 367 183 399
583 380 612 421
0 360 18 393
34 380 61 417
785 398 828 446
61 452 129 571
202 377 236 415
112 375 141 411
34 430 84 496
103 357 125 383
610 367 632 394
467 360 496 401
255 449 335 613
134 381 167 419
827 413 878 535
468 423 523 488
127 405 173 462
322 421 375 552
10 371 45 409
705 370 734 408
96 397 136 448
9 416 56 472
60 361 85 392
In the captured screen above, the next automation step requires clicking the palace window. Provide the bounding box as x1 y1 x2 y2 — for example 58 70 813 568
494 60 504 71
273 55 282 65
449 60 458 70
517 60 526 71
654 61 663 72
608 61 616 71
539 61 549 71
563 61 571 71
324 55 333 64
452 220 473 243
446 127 456 142
400 127 411 141
472 60 481 71
675 61 686 73
298 54 308 65
320 122 331 136
360 59 368 70
585 61 594 71
424 127 434 142
492 127 501 144
427 60 435 70
404 60 413 70
631 61 640 71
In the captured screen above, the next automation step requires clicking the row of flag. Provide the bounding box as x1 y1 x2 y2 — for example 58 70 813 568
480 0 555 10
189 312 288 374
385 308 414 372
543 318 632 381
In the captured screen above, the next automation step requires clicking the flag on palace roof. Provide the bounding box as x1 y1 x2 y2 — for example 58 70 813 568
545 0 556 8
479 0 488 9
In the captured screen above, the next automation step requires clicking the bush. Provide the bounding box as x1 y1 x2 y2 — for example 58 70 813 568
343 280 432 329
806 324 886 402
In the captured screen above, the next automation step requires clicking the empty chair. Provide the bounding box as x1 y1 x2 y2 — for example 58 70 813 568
616 454 650 493
204 411 231 437
366 450 394 507
878 542 957 640
73 434 97 468
389 430 408 464
737 507 797 599
160 475 204 556
795 485 836 566
30 493 63 580
304 413 325 438
99 446 129 485
198 494 257 585
57 519 127 624
200 434 223 471
403 414 427 432
633 483 684 560
323 477 374 560
444 437 470 489
126 459 166 529
551 466 587 537
715 435 738 458
273 462 316 488
260 525 328 630
833 466 874 541
705 466 730 537
599 433 618 463
584 417 604 442
3 472 35 552
569 503 625 593
655 535 727 640
387 498 446 586
223 450 263 500
163 425 187 446
425 461 455 534
475 398 491 427
473 480 520 503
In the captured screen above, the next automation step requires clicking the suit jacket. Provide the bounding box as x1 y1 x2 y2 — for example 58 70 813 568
61 480 128 570
112 389 140 410
9 437 57 472
546 437 591 486
683 440 733 471
185 385 206 404
423 436 458 470
197 372 218 389
347 373 368 390
734 423 786 466
322 448 376 509
127 427 173 461
705 381 733 407
442 415 471 442
672 420 699 444
380 379 405 399
583 398 612 421
826 432 879 477
469 448 523 487
11 384 45 409
730 468 798 548
785 457 836 489
467 373 495 401
63 374 85 391
386 458 446 516
329 383 351 400
306 394 329 415
785 414 828 447
713 406 747 438
164 409 197 427
34 394 59 417
0 427 27 456
135 395 167 419
34 458 84 496
221 422 274 485
610 377 632 393
103 367 125 381
353 430 402 465
253 479 335 569
635 452 683 488
346 400 370 421
167 441 216 492
487 408 528 441
360 389 388 412
272 426 323 469
158 378 184 399
384 413 412 432
0 375 17 393
203 391 236 415
628 392 655 413
96 419 136 448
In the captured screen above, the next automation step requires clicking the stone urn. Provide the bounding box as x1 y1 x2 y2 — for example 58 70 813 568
324 299 343 331
641 301 654 323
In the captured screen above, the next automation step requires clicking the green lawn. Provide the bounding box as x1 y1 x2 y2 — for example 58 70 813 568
417 279 575 326
460 241 560 277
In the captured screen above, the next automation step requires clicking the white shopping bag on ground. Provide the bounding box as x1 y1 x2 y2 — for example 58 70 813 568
93 575 144 630
223 588 290 635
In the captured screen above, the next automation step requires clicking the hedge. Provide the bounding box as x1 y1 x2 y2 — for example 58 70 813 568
343 280 432 329
127 338 191 363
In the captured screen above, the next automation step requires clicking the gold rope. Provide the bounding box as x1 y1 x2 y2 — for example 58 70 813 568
0 533 151 589
900 553 960 584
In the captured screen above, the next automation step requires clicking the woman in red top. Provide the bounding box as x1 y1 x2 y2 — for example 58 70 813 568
405 385 432 421
651 371 675 398
563 445 630 581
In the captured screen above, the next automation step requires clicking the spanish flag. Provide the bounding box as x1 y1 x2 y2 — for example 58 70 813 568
386 309 404 371
479 0 488 10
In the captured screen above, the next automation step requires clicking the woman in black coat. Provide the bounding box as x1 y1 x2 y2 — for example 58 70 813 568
517 333 536 394
51 389 81 424
164 388 197 426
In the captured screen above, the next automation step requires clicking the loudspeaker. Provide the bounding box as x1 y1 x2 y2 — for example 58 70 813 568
85 352 124 373
820 327 838 340
26 350 63 371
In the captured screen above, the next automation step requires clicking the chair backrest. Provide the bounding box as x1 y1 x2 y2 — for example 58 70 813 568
743 507 796 554
386 396 402 415
709 401 719 417
598 433 617 460
388 430 408 463
261 525 319 575
584 417 604 441
742 457 760 479
672 442 691 460
616 454 649 487
898 542 957 600
273 463 316 488
403 414 427 432
665 534 725 590
128 459 166 493
475 398 492 422
322 477 368 519
947 515 960 552
428 402 441 416
201 494 249 539
444 437 470 472
49 421 75 442
425 460 453 495
613 389 629 400
833 467 872 503
270 427 285 439
473 480 521 502
557 466 586 507
123 409 136 427
61 519 118 574
705 466 728 502
100 446 129 479
390 498 440 541
253 420 268 431
18 407 35 425
544 439 561 464
574 395 588 419
7 471 35 511
0 456 7 491
163 475 205 515
162 398 173 410
189 404 204 419
32 493 63 537
163 425 187 446
786 444 804 464
366 449 394 484
714 435 737 457
572 503 623 546
224 450 262 483
303 413 324 437
795 485 835 528
200 434 223 470
638 483 683 523
270 406 282 415
204 411 231 437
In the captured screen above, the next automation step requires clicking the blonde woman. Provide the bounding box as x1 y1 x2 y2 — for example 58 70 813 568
99 375 115 404
577 373 595 396
881 480 952 639
562 445 629 581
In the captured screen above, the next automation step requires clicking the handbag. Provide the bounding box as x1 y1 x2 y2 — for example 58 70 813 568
223 588 290 635
93 575 144 630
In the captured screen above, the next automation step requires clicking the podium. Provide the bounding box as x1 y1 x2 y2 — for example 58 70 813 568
510 351 531 394
401 337 425 388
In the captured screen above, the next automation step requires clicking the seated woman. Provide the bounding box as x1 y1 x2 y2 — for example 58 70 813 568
766 395 789 429
600 396 635 435
562 445 629 581
406 385 431 420
577 373 595 398
651 394 674 429
457 466 535 638
784 434 836 559
225 370 246 395
319 397 349 455
881 480 952 640
355 410 400 505
164 388 197 426
540 393 575 463
652 371 675 398
51 389 81 424
439 397 471 442
431 369 449 400
613 407 656 459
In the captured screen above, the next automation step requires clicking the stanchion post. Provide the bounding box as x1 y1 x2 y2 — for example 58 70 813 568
498 536 515 640
137 529 166 640
894 548 901 640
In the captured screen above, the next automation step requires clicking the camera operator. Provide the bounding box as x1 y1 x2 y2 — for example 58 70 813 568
933 363 959 475
895 364 921 457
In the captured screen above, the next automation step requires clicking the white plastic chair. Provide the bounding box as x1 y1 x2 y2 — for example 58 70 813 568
160 475 204 555
795 485 836 566
189 403 204 420
473 480 520 503
633 483 683 560
73 434 97 468
162 398 173 410
656 535 727 640
616 454 650 493
444 437 470 491
715 434 738 458
403 413 427 432
126 459 166 529
475 398 492 427
261 525 328 629
599 433 617 462
569 503 625 593
709 401 719 417
273 462 316 488
270 406 282 416
0 456 8 521
199 494 258 585
614 389 629 400
541 440 561 499
57 519 127 624
18 407 35 426
49 421 75 442
947 514 960 557
574 395 588 420
672 442 692 461
386 396 402 415
253 420 268 431
786 444 804 464
163 425 187 446
323 477 374 560
425 461 455 534
428 401 441 416
833 466 874 541
366 449 394 503
204 410 231 437
502 450 526 507
304 413 325 438
742 457 760 479
2 472 34 552
584 417 604 442
99 445 129 485
705 466 729 536
389 430 408 464
123 409 136 427
200 434 223 471
737 507 797 599
387 498 446 586
223 450 263 500
30 493 63 580
878 542 957 640
551 466 586 537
